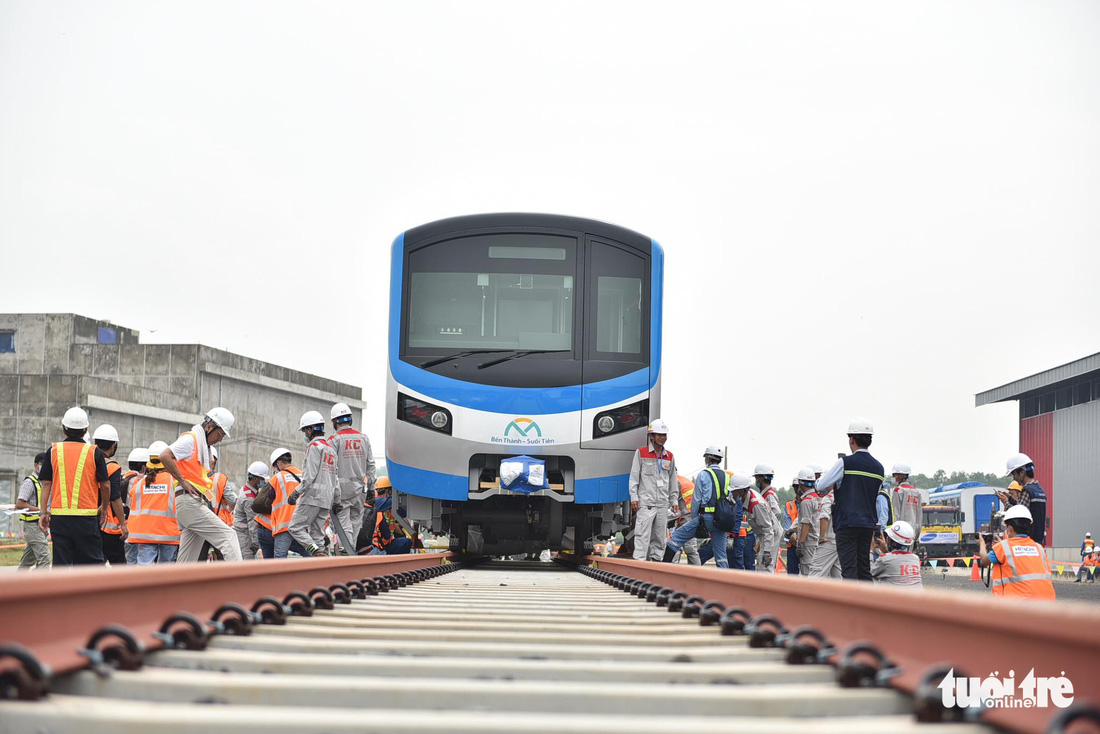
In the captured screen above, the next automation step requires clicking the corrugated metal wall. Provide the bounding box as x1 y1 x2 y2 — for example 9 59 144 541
1053 401 1100 550
1020 413 1054 545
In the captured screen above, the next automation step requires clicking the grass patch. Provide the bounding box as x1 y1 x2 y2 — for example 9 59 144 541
0 546 29 566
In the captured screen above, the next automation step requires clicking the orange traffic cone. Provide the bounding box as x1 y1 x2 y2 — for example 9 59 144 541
969 557 981 581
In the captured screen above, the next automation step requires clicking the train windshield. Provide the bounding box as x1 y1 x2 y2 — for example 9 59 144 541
923 508 960 525
406 234 577 353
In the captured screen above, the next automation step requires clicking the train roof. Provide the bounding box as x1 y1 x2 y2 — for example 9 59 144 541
403 212 655 253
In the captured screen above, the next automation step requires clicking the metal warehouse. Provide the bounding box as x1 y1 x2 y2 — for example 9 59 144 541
977 351 1100 549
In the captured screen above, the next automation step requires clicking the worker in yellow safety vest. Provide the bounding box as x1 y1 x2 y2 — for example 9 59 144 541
16 452 51 569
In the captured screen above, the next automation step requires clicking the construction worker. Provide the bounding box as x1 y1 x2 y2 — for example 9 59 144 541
810 482 842 578
1075 549 1097 583
889 462 922 543
810 464 823 481
254 448 307 559
329 403 375 553
978 504 1055 600
818 419 885 581
784 482 801 575
795 467 821 573
122 447 150 563
753 464 786 572
366 480 414 555
159 407 243 562
37 407 110 566
1081 532 1095 559
733 511 755 571
127 442 181 563
1000 453 1047 546
92 424 129 566
16 452 51 569
287 411 338 557
233 461 268 560
670 474 701 565
736 478 780 573
870 521 923 588
662 446 734 568
629 419 678 562
208 447 238 526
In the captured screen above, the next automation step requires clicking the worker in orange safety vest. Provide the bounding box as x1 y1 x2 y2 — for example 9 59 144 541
978 505 1055 600
127 441 181 564
37 407 111 566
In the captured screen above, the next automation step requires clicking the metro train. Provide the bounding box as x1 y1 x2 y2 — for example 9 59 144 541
385 213 663 555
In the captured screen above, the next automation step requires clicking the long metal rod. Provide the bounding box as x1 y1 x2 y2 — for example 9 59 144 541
581 556 1100 734
0 554 452 676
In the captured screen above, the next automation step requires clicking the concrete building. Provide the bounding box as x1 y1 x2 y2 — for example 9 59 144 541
0 313 365 535
977 351 1100 550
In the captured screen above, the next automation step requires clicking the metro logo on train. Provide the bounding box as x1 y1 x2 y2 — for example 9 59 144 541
505 418 542 438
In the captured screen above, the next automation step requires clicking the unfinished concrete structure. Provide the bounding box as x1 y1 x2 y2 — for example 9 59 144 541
0 313 365 530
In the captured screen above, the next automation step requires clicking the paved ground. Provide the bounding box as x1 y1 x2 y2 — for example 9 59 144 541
921 568 1099 604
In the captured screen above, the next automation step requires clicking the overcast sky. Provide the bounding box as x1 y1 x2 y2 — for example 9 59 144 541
2 1 1097 483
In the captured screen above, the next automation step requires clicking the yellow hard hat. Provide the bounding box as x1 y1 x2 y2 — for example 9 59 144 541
375 476 391 490
1007 480 1023 492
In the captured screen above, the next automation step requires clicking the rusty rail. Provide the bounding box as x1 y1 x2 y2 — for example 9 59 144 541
0 554 454 688
578 556 1100 734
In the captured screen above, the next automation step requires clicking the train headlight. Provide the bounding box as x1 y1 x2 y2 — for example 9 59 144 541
397 393 453 435
593 400 649 438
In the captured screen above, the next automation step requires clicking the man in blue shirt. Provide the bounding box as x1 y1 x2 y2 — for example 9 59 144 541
816 418 885 581
663 446 737 568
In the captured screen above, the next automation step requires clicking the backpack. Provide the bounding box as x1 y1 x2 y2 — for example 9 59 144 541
706 468 739 532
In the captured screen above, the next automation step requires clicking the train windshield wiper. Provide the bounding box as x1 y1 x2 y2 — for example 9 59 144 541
477 349 570 370
419 349 516 369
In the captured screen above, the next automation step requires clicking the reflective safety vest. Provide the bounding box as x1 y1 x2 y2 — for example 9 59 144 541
678 475 694 513
372 511 390 550
991 536 1055 600
175 430 214 496
877 486 894 527
128 471 180 545
256 466 300 536
49 441 101 516
101 460 124 535
210 472 234 526
19 475 43 522
785 499 798 525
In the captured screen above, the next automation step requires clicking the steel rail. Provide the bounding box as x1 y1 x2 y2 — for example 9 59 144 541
579 556 1100 734
0 553 453 682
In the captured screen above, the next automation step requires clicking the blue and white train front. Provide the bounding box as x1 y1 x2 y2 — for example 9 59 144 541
384 214 662 555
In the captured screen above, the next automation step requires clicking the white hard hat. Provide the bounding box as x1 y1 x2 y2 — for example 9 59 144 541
331 402 353 420
1005 452 1033 476
210 446 219 461
1087 533 1092 538
728 473 754 492
299 410 325 430
847 418 874 435
891 462 911 476
270 447 291 466
127 448 150 465
62 406 90 430
703 445 724 459
647 418 669 434
247 461 270 479
148 441 168 467
753 463 774 476
92 424 119 443
796 466 817 484
206 407 235 437
1003 505 1032 523
885 521 915 546
809 463 823 475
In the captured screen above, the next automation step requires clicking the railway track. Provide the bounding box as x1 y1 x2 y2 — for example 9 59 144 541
1 555 1097 733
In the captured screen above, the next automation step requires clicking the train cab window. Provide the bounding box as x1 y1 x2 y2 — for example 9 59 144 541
588 241 646 360
405 234 577 354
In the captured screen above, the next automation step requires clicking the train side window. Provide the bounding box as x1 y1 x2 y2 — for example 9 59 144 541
589 241 645 357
